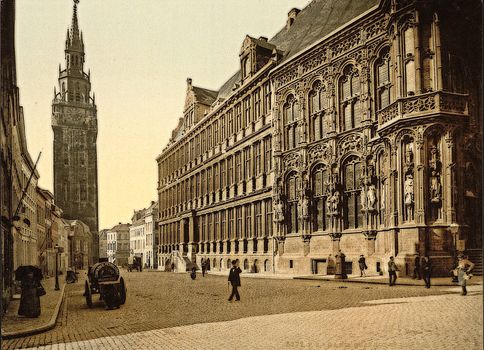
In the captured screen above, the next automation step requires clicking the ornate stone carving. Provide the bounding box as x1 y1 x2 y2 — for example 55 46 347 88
326 189 342 217
403 93 436 114
273 198 285 223
308 143 332 163
338 133 364 156
283 152 302 169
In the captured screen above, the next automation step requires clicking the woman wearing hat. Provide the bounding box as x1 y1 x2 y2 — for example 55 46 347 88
455 254 475 296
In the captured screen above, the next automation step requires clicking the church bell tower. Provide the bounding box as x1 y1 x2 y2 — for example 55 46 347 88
52 0 99 234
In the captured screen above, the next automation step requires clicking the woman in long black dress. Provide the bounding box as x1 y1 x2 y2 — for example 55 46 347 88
18 271 41 318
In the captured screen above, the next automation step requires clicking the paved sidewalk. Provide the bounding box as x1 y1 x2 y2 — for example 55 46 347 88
167 269 483 285
295 274 483 286
18 285 483 350
1 276 65 338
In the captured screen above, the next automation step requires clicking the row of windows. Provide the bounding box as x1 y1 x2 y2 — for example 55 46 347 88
160 82 271 182
160 137 272 219
159 199 273 246
283 21 437 149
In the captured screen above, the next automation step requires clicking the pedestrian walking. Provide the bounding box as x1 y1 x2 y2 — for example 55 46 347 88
454 254 475 296
358 255 368 277
388 256 399 286
190 266 197 280
202 261 207 277
422 256 432 288
228 259 242 302
413 254 422 280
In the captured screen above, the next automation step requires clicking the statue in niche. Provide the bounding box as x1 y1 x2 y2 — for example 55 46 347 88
329 190 341 216
404 174 414 219
300 196 310 219
405 144 414 165
430 176 442 204
273 199 285 223
380 180 386 212
428 145 439 172
367 185 377 211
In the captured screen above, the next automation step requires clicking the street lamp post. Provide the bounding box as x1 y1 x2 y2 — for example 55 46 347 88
54 244 60 290
450 224 459 283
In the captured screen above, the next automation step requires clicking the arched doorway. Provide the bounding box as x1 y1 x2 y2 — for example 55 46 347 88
243 259 249 271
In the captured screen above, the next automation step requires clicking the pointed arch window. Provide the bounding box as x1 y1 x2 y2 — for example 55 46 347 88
312 165 329 231
286 172 300 233
343 157 363 229
339 65 361 131
375 47 393 110
284 95 299 150
309 81 327 140
403 25 416 96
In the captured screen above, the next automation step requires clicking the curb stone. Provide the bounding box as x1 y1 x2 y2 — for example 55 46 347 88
1 283 66 340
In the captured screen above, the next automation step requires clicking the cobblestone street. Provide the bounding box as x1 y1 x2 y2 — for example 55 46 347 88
2 271 482 349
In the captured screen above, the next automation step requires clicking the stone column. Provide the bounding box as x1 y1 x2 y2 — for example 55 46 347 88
415 140 425 224
444 133 456 223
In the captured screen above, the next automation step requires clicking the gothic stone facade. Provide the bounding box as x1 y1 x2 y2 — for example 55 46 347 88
157 0 482 276
52 2 99 236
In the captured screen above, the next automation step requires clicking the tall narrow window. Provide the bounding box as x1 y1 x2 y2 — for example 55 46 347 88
403 26 416 95
235 152 242 183
227 109 234 136
245 204 252 238
340 65 361 131
254 202 262 237
235 103 242 131
312 165 328 231
286 172 299 233
244 96 252 127
265 199 273 237
309 81 327 140
254 88 261 121
226 157 233 187
254 142 261 176
263 82 271 117
244 147 251 180
375 47 392 110
343 157 363 229
284 95 299 150
264 137 272 172
421 21 435 92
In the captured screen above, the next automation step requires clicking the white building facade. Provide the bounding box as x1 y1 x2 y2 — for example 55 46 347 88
130 201 158 269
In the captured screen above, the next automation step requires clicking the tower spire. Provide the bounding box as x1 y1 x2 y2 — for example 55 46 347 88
71 0 79 39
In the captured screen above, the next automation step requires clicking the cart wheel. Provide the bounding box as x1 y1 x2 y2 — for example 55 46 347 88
85 281 93 308
119 277 126 305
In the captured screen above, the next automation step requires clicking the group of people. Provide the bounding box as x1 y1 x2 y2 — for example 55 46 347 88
411 254 434 288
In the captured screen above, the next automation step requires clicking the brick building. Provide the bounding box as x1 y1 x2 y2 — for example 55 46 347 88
157 0 482 276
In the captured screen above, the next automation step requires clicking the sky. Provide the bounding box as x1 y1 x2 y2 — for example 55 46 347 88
15 0 311 230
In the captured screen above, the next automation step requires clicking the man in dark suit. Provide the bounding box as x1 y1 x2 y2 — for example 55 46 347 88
228 259 242 301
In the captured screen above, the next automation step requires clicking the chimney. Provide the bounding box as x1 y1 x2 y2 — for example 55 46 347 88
187 77 192 88
287 8 300 30
151 201 155 205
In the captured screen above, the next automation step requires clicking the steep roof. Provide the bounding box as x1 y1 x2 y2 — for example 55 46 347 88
109 223 130 232
193 86 218 106
269 0 379 63
217 0 379 99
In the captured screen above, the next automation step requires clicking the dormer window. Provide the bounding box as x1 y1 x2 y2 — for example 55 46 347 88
242 56 251 79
